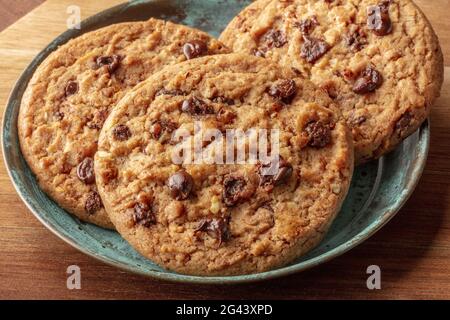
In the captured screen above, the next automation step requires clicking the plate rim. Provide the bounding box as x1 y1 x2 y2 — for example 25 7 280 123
1 0 431 284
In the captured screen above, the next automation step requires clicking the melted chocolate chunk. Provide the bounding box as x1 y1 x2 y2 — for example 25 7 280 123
367 1 393 36
295 16 319 35
259 157 293 190
181 97 214 116
183 40 208 60
268 79 297 104
96 55 120 73
77 157 95 185
300 36 330 63
222 176 253 207
352 66 383 94
395 112 413 136
305 121 332 148
168 170 194 200
85 191 103 215
113 124 132 141
133 201 156 227
196 216 231 245
263 29 288 48
65 81 78 97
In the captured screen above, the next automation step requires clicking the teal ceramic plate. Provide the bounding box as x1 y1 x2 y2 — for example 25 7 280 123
1 0 430 284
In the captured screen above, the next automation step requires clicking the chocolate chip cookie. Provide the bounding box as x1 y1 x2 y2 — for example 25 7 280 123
220 0 444 163
94 53 354 275
18 19 229 228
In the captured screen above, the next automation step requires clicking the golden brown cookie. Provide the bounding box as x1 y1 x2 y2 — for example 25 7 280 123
220 0 443 163
95 53 354 275
18 19 229 228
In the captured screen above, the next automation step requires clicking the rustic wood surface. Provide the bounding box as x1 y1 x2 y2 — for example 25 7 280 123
0 0 449 300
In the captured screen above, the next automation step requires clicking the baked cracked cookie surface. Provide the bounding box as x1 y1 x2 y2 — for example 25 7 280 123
220 0 443 163
18 19 228 228
94 53 354 275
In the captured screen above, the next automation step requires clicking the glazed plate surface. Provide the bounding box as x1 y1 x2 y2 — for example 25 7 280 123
1 0 430 283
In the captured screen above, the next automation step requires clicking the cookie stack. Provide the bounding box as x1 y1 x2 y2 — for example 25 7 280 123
19 0 443 276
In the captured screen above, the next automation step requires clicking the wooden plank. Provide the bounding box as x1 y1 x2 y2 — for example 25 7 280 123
0 0 449 299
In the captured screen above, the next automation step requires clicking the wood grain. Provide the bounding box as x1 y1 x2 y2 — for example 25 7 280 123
0 0 44 31
0 0 449 300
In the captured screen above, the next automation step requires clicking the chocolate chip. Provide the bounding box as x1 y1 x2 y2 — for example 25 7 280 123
268 79 297 104
96 55 120 73
305 121 332 148
367 1 393 36
195 216 231 245
222 175 254 207
255 29 287 56
85 191 103 215
345 27 368 52
65 81 78 97
150 120 178 141
181 97 214 116
352 66 383 94
295 16 319 35
273 162 293 186
395 112 413 136
300 36 330 63
156 88 187 97
133 201 156 227
259 157 293 190
113 124 131 141
168 170 194 200
77 157 95 185
263 29 287 49
183 40 208 60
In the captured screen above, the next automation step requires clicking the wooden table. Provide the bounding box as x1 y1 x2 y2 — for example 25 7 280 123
0 0 449 300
